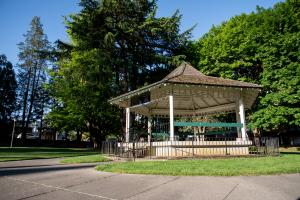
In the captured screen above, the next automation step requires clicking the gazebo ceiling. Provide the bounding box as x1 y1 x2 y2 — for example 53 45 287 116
109 62 262 116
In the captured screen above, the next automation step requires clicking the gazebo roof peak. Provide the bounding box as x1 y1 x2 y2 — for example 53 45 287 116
163 62 261 88
163 62 204 80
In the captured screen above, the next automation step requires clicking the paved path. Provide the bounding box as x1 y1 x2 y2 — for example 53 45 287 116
0 159 300 200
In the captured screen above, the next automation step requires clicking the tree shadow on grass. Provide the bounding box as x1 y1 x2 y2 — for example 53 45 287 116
280 152 300 155
0 147 98 153
0 163 62 169
0 163 100 177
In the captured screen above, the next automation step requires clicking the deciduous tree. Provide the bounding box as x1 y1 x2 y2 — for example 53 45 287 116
194 0 300 134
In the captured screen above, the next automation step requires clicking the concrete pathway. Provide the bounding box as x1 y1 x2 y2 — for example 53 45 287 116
0 159 299 200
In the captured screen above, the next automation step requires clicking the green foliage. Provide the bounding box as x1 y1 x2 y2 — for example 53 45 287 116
49 0 192 144
194 0 300 133
49 48 121 145
0 54 17 122
76 0 191 91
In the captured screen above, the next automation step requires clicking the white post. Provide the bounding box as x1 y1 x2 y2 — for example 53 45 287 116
238 96 247 141
125 108 130 142
10 119 16 148
148 116 152 143
169 95 174 141
235 103 242 138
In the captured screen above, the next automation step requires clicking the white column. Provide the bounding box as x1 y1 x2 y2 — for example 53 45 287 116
125 107 130 142
238 96 247 141
235 103 242 138
169 95 174 141
147 116 152 143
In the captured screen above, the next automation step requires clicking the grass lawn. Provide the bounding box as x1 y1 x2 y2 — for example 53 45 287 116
96 153 300 176
61 154 111 164
0 147 99 162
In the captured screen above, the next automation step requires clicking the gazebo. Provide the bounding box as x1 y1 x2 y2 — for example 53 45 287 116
109 62 262 157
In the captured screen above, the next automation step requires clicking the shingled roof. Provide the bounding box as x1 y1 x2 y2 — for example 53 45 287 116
163 62 261 88
109 62 262 105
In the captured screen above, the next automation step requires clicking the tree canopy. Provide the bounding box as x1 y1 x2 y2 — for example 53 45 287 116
194 0 300 134
0 54 17 123
49 0 192 145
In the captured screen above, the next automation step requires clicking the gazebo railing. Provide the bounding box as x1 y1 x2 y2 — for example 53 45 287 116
129 119 246 142
174 122 243 128
101 137 279 159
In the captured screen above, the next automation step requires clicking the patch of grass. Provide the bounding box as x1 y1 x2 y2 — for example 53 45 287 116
96 154 300 176
61 154 110 164
0 147 99 162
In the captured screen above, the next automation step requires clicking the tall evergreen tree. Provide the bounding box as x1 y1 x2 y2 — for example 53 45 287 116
65 0 192 93
49 0 192 146
17 16 51 140
0 54 17 123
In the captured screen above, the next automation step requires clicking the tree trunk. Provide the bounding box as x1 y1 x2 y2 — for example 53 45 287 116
131 64 138 91
120 110 126 141
25 63 41 138
38 107 44 141
76 130 82 144
87 121 101 149
115 65 120 94
21 68 32 141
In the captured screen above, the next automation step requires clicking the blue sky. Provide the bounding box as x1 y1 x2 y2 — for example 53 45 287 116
0 0 282 66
